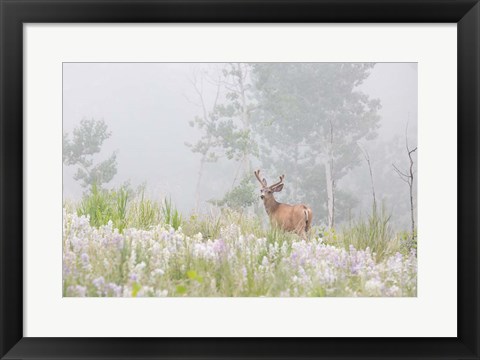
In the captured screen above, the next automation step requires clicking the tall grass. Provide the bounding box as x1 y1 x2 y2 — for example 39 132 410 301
183 212 223 240
182 208 265 241
128 191 161 229
162 198 183 230
323 207 404 261
77 184 163 231
77 183 129 232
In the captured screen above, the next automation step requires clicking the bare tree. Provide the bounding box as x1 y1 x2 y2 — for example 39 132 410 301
392 124 417 236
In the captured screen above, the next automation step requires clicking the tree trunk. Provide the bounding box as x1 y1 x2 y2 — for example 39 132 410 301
237 63 251 176
325 160 335 228
362 147 377 216
409 184 415 235
293 145 299 200
408 146 417 237
242 155 250 178
195 156 206 212
325 118 336 229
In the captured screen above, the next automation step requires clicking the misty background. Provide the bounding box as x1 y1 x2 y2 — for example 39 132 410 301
63 62 417 230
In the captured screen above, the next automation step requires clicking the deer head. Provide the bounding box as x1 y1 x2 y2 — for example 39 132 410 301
254 170 285 202
254 170 313 238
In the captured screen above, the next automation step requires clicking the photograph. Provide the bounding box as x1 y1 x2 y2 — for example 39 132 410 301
62 62 418 297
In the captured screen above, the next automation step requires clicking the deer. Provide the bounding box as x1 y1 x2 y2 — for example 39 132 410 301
254 170 313 239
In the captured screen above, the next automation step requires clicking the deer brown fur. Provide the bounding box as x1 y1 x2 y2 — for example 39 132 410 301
254 170 313 238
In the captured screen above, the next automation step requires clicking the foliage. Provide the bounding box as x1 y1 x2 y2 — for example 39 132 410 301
186 64 259 210
186 64 258 167
399 229 417 253
208 175 257 210
63 118 117 189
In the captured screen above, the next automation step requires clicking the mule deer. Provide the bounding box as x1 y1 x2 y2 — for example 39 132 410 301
254 170 312 238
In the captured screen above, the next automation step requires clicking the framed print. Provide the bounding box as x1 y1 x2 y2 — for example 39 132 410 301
1 0 479 359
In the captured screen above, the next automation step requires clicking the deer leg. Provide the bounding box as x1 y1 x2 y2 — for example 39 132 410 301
303 208 310 231
300 230 307 240
294 218 307 240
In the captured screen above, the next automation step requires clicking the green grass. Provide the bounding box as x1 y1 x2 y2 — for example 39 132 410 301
322 207 414 261
128 191 161 229
73 185 414 260
77 183 129 232
162 198 183 231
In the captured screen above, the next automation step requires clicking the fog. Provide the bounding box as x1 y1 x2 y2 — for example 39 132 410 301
63 63 417 230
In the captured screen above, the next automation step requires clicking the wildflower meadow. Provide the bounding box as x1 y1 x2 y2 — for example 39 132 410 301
63 189 417 297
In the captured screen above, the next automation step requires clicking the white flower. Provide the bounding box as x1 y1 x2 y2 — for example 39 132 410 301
153 268 165 276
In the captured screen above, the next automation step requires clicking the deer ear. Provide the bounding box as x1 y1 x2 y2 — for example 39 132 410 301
262 178 267 187
272 183 284 192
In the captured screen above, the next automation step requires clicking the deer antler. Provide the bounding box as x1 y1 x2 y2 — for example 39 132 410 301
269 175 285 189
254 170 267 187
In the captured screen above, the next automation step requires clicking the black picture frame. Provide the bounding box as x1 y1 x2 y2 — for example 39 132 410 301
1 1 479 359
